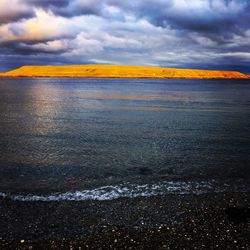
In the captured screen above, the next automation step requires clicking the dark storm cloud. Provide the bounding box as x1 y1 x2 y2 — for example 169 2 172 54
134 1 249 34
0 40 69 56
0 11 34 25
21 0 250 34
26 0 101 17
26 0 70 8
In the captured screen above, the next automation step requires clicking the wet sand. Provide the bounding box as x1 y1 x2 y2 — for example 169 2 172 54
0 192 249 249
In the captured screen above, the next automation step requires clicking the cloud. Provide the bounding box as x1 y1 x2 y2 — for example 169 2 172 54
19 40 71 54
133 0 248 35
26 0 70 8
0 0 250 72
0 0 34 24
0 9 76 44
26 0 102 17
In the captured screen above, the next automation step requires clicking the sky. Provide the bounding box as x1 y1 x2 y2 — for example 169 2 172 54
0 0 250 73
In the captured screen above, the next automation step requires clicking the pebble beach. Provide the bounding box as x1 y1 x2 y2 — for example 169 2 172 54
0 192 249 249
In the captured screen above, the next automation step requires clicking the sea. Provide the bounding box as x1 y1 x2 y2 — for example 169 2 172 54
0 78 249 201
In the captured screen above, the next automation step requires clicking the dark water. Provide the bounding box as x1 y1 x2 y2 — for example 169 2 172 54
0 78 249 200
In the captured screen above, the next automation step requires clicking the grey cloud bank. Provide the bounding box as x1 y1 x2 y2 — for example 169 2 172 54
0 0 249 73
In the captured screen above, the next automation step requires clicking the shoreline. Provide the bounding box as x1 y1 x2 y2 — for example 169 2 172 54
1 75 250 80
0 192 249 249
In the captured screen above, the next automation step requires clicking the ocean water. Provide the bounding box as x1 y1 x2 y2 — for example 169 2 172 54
0 78 249 201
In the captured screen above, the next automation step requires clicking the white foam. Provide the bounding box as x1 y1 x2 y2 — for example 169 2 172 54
0 180 247 202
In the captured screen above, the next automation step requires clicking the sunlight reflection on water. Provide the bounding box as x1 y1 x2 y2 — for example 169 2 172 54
0 78 249 194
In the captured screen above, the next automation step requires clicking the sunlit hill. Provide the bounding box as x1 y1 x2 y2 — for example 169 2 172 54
0 65 249 79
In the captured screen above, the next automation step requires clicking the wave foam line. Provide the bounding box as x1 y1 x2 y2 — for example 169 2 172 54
0 180 247 202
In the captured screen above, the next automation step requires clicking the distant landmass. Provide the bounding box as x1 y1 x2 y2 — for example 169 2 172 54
0 65 249 79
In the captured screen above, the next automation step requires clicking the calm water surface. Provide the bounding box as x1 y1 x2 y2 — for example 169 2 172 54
0 78 249 200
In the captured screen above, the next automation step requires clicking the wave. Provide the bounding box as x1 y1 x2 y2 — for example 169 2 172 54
0 180 248 202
